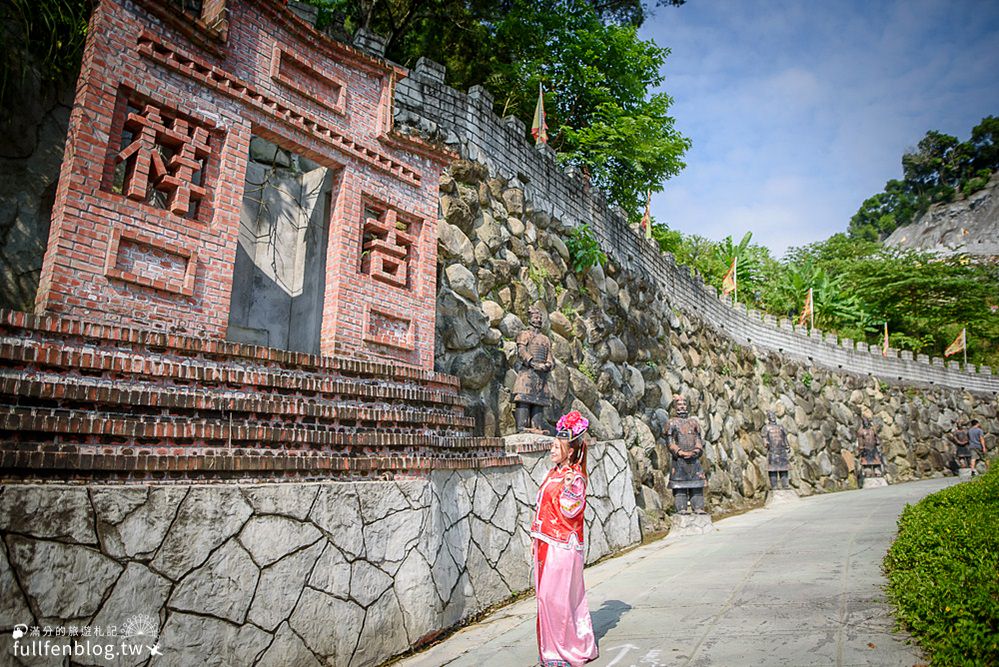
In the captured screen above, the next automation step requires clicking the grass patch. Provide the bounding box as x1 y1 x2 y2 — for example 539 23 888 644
883 467 999 666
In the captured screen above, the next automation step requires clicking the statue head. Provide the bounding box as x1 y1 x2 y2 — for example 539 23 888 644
528 306 543 330
672 395 689 418
766 410 777 424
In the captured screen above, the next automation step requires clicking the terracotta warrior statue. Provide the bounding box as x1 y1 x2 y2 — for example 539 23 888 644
761 410 790 489
513 306 554 432
666 395 707 514
855 416 885 486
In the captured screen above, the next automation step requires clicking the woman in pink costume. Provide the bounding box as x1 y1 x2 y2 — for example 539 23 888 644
530 410 599 667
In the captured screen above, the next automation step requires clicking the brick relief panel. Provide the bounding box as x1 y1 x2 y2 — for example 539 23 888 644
35 0 450 368
364 307 414 351
359 199 420 290
105 227 197 296
105 91 215 221
270 45 347 116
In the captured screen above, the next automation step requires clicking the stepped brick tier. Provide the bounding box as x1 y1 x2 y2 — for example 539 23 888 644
0 309 511 481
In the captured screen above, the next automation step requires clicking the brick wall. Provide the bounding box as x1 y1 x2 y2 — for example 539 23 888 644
36 0 450 370
393 60 999 395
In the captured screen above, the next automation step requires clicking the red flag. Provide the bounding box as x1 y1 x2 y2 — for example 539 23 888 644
798 288 813 327
944 328 966 357
721 257 737 297
531 82 548 144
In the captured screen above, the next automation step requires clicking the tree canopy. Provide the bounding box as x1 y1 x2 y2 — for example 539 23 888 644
848 116 998 241
306 0 691 216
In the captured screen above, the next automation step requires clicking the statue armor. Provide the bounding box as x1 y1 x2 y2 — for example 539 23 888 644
666 396 707 514
762 411 790 489
513 307 553 432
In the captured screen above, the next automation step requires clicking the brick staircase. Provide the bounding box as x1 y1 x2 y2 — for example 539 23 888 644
0 310 513 481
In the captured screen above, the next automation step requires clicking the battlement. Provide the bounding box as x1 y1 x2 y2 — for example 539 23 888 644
394 60 999 394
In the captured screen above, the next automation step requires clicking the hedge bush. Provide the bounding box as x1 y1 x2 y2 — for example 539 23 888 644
884 468 999 666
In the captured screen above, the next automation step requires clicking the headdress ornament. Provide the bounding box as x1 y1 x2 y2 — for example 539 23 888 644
556 410 589 440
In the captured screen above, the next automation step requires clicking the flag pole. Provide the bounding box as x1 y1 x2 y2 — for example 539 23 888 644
809 287 814 330
733 256 738 305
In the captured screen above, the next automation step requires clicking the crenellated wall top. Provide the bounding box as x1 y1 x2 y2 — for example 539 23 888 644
391 57 999 394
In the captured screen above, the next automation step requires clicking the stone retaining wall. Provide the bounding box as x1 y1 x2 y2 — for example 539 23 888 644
0 440 638 666
431 161 999 534
393 60 999 394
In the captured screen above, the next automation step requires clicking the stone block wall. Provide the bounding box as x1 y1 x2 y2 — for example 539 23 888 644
0 440 638 666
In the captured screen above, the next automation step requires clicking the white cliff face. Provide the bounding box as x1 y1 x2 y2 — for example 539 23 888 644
885 172 999 257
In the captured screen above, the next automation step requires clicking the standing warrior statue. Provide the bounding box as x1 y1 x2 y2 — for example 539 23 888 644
855 416 885 486
513 306 554 432
761 411 791 489
666 395 707 514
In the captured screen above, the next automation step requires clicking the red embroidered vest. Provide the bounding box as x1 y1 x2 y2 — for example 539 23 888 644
531 463 586 546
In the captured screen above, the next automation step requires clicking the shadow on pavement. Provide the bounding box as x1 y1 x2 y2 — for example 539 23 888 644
592 599 632 642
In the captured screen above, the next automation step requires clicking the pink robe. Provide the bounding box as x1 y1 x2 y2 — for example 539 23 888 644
531 465 598 667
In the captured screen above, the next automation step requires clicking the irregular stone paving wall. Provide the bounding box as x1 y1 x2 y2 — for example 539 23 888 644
0 440 638 666
434 162 999 533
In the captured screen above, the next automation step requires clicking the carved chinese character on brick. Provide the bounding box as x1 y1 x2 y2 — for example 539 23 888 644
359 202 418 289
110 97 213 219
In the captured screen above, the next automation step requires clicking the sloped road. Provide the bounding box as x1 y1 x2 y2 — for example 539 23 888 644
397 477 955 667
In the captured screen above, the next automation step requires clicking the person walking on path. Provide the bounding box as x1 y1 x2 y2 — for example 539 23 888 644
967 419 989 474
529 410 599 667
948 421 971 473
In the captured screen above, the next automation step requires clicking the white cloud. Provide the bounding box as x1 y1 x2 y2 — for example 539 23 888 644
640 0 999 257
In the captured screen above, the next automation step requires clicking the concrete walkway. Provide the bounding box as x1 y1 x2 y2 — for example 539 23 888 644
397 477 955 667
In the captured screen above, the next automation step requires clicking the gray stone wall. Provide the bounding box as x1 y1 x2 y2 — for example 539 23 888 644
0 74 74 312
395 61 999 394
434 162 998 535
0 440 637 666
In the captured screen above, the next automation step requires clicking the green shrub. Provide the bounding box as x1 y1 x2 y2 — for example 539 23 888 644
883 467 999 666
566 224 607 273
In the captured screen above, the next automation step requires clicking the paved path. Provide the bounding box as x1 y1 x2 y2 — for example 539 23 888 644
398 477 955 667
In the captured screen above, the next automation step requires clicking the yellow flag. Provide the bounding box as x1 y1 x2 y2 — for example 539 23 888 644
641 190 652 239
798 288 813 327
944 328 966 357
531 82 548 144
882 322 889 356
721 257 737 297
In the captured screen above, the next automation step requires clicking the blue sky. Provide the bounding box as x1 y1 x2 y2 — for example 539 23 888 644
639 0 999 257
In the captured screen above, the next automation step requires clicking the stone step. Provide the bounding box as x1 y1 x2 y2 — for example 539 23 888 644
0 309 459 390
0 372 475 432
0 335 465 409
0 309 497 481
0 404 496 449
0 444 520 481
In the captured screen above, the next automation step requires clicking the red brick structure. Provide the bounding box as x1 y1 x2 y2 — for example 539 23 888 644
36 0 448 369
2 0 512 481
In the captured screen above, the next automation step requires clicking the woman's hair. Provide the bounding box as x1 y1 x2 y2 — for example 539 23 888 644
565 435 587 475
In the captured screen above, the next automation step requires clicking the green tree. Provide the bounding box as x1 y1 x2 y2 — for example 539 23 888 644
306 0 690 216
848 117 998 241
